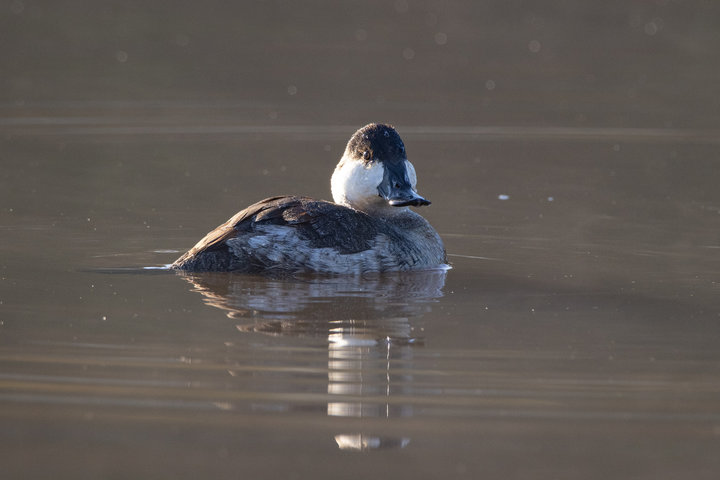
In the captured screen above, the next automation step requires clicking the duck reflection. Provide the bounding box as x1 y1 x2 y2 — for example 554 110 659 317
177 269 447 451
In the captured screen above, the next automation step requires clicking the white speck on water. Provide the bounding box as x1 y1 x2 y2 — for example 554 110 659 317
101 316 107 321
115 50 128 63
644 18 663 35
287 85 298 95
485 79 496 90
434 32 447 45
402 47 415 60
547 196 554 202
528 39 541 53
498 194 510 200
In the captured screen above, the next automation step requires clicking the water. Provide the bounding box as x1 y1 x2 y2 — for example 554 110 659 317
2 2 720 479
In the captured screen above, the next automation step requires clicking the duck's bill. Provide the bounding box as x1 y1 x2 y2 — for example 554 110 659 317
377 160 431 207
388 192 431 207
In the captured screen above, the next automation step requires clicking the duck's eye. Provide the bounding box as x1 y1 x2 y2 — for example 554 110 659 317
362 150 371 160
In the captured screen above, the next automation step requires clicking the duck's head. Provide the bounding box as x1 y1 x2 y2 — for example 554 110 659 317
331 123 430 214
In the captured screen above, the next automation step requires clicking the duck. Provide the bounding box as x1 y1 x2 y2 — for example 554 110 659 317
171 123 447 274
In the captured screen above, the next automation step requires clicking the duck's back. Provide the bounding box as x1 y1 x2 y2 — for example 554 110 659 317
171 196 445 274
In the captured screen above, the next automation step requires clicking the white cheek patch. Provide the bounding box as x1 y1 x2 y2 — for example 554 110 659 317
331 158 384 208
405 160 418 190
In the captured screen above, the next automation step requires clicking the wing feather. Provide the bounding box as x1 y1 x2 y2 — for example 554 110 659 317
172 196 381 269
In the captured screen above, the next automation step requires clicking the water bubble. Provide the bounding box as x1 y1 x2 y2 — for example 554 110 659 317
434 32 447 45
287 85 298 95
528 40 541 53
643 19 660 36
115 50 128 63
485 79 496 91
528 14 545 28
547 196 554 202
402 47 415 60
498 194 510 201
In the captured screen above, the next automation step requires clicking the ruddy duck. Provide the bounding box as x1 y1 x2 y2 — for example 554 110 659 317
171 123 446 274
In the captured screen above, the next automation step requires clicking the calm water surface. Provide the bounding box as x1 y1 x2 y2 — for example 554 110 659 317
2 2 720 479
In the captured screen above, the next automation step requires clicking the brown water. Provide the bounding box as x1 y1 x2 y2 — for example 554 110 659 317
2 2 720 479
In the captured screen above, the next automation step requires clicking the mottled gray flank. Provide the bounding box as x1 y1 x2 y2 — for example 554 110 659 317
171 196 446 274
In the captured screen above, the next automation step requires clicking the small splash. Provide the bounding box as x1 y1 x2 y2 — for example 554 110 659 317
81 266 172 275
143 265 173 270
